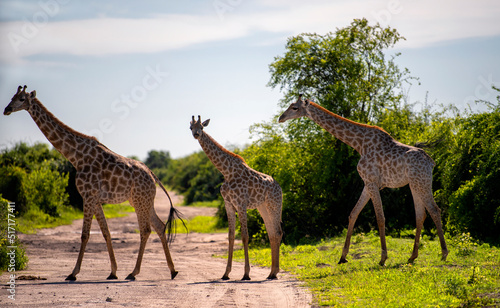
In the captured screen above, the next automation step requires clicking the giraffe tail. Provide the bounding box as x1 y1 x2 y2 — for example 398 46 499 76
151 171 188 243
165 205 187 244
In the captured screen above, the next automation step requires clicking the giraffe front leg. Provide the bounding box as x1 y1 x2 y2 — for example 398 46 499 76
126 203 152 280
66 206 94 281
222 204 236 280
94 205 118 279
339 187 370 264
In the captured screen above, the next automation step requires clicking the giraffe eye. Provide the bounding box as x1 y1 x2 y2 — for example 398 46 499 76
292 107 299 111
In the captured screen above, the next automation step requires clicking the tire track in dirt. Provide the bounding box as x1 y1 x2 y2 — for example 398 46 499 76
1 187 312 307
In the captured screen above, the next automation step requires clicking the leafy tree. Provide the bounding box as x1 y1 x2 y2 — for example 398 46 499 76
435 92 500 244
246 18 418 243
144 150 171 170
268 18 413 123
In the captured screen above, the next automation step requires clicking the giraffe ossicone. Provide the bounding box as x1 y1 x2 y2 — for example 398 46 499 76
279 95 448 266
190 115 283 280
4 85 185 281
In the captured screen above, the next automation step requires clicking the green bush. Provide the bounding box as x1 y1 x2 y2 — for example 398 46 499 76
23 160 69 217
0 196 28 271
0 142 73 217
0 165 28 215
148 151 223 204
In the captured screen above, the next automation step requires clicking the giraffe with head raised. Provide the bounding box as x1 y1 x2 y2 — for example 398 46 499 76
4 85 184 280
190 115 283 280
279 95 448 266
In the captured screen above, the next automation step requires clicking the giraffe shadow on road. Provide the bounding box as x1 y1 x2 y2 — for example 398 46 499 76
187 279 273 286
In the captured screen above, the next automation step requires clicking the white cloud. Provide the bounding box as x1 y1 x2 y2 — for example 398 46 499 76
0 15 250 64
1 0 499 64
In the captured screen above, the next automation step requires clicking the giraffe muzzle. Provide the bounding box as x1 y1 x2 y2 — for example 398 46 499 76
4 107 12 115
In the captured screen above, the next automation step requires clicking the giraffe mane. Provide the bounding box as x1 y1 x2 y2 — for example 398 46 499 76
309 101 390 135
205 133 245 162
33 98 99 142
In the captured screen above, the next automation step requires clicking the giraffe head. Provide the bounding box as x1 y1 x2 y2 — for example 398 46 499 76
278 94 311 123
4 85 36 116
190 115 210 139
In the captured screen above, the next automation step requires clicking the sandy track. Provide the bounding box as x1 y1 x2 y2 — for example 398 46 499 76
1 188 312 307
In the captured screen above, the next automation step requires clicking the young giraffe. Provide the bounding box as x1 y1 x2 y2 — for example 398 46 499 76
4 86 184 280
279 95 448 266
190 116 283 280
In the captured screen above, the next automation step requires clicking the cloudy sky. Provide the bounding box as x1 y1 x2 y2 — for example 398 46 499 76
1 0 499 159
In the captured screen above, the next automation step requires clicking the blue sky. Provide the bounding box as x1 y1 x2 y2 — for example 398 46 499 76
1 0 499 159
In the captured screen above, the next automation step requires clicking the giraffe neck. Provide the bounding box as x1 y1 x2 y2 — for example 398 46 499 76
306 102 383 154
27 98 97 167
198 132 245 178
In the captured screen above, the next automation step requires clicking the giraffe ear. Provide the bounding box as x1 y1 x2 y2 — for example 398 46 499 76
304 99 310 107
29 90 36 99
202 119 210 127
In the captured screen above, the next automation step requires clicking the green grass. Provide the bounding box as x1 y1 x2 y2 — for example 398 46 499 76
231 231 500 307
185 200 220 208
172 216 227 234
17 202 134 234
101 202 135 218
17 206 84 234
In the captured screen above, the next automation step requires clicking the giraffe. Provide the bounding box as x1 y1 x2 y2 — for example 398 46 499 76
279 95 448 266
4 85 184 280
189 116 283 280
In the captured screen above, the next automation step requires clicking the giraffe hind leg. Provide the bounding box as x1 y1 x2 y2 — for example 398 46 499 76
258 203 282 280
420 189 449 261
408 184 426 263
365 183 388 266
151 211 178 279
238 209 251 280
94 205 118 279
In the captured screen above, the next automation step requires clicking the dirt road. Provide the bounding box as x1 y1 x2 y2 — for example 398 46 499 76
1 188 312 307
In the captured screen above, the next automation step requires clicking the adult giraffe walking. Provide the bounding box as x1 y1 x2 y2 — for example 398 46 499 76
190 116 283 280
279 95 448 266
4 86 184 280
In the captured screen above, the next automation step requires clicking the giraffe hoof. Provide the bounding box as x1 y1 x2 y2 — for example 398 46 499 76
378 261 386 266
125 274 136 280
221 275 230 280
266 274 278 280
441 251 449 261
338 258 348 265
171 271 178 280
107 273 118 280
65 274 77 281
241 275 251 281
